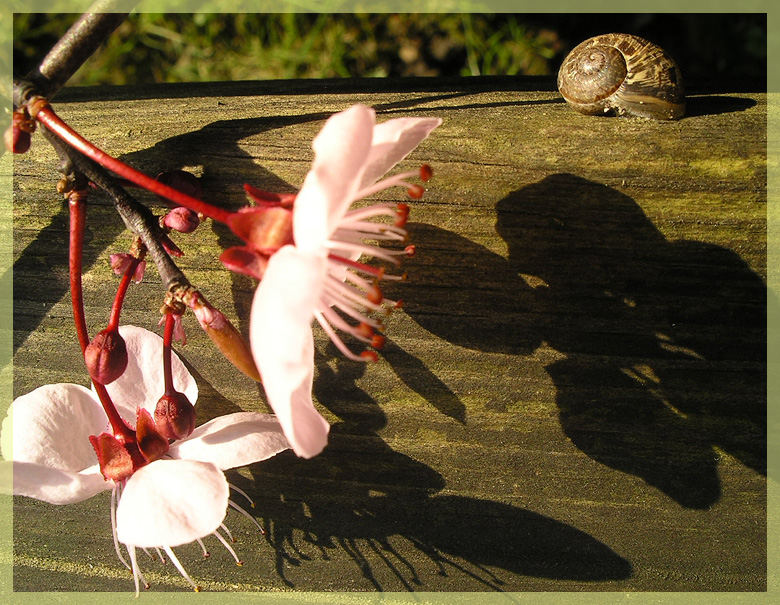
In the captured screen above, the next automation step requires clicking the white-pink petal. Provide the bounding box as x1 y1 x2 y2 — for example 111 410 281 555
116 459 228 548
168 411 289 469
103 325 198 420
7 461 110 504
2 383 106 470
359 116 443 189
294 104 376 251
250 246 330 459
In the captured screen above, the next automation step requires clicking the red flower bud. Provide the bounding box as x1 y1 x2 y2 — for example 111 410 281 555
84 328 128 384
163 207 200 233
154 391 196 440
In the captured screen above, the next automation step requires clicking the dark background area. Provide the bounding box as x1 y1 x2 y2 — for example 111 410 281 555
13 13 767 88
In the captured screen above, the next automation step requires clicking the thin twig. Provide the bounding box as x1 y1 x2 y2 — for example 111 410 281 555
15 3 134 105
41 126 190 292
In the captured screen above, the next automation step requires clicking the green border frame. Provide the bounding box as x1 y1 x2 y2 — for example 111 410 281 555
0 1 775 603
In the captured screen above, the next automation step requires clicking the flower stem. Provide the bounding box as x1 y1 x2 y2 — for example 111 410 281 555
94 382 136 443
68 189 90 354
33 102 232 223
68 187 134 442
106 257 139 331
162 313 175 395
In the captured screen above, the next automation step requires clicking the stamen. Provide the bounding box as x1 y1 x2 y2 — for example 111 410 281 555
353 170 423 200
323 294 382 331
328 253 386 279
213 529 243 566
162 546 201 592
313 310 371 362
407 184 424 199
229 499 266 535
127 546 150 596
320 306 374 344
341 203 399 222
371 333 387 350
228 482 256 508
323 240 404 265
334 221 407 240
196 538 210 558
325 275 383 312
220 523 236 543
366 283 383 305
396 203 410 227
110 486 131 570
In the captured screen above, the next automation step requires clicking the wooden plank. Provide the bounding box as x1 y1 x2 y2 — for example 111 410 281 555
9 77 766 592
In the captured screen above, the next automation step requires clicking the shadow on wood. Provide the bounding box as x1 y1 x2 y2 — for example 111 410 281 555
401 173 765 509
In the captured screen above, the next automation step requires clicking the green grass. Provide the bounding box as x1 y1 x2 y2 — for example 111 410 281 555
12 13 767 86
13 14 564 85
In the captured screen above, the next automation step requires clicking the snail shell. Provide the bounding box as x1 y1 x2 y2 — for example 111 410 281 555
557 33 685 120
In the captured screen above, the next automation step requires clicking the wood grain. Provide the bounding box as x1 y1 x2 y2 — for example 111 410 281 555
10 77 766 593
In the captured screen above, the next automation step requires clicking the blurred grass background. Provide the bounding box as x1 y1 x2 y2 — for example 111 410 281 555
13 13 766 86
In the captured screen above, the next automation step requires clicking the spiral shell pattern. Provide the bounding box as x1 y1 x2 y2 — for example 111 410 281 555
557 33 685 120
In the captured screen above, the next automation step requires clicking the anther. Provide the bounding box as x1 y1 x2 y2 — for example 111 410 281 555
404 245 416 257
371 333 386 349
407 184 424 199
395 203 410 227
357 323 375 339
360 350 379 362
420 164 433 181
367 284 383 305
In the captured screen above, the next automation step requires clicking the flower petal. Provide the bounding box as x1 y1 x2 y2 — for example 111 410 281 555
250 246 330 458
168 412 289 469
101 325 198 420
116 459 227 548
2 383 106 470
294 104 375 250
6 460 110 504
359 116 443 189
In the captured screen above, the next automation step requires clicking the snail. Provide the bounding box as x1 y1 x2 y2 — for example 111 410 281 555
557 33 685 120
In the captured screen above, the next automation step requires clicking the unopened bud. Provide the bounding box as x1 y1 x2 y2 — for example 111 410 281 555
191 296 261 382
154 391 196 440
163 207 200 233
85 328 128 384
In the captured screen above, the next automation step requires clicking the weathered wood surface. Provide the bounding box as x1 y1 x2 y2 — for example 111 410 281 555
10 77 766 593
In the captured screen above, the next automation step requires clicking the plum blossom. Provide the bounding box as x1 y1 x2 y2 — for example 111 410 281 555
249 104 441 459
2 325 289 593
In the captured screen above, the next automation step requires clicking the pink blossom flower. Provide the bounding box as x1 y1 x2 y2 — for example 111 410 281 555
2 325 289 593
249 104 441 459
